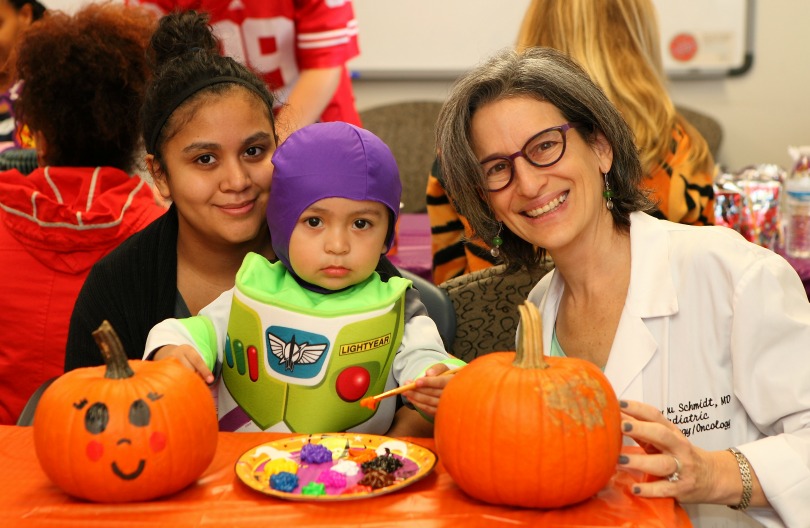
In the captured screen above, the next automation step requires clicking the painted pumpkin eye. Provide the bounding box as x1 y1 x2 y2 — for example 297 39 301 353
85 402 109 435
129 399 151 427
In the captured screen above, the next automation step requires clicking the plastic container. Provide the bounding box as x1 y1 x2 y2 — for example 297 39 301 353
784 155 810 259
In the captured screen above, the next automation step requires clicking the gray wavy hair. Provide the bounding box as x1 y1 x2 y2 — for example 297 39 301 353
436 46 653 272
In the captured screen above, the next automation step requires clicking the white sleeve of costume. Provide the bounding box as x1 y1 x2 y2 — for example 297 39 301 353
391 288 464 393
143 289 235 369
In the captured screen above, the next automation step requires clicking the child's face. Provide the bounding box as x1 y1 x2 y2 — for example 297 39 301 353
288 197 390 290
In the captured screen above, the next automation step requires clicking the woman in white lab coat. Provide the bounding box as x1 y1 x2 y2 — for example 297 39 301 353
435 46 810 528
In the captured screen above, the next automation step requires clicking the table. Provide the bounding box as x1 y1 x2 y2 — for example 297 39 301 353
389 213 432 282
0 426 691 527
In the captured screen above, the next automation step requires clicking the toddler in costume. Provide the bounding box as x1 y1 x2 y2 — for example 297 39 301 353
146 122 463 433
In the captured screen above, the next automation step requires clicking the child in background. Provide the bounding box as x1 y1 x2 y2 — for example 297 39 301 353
146 121 463 434
0 0 46 150
126 0 362 135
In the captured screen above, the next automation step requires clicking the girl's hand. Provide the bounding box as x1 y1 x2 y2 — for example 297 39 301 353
617 399 718 504
402 364 453 418
153 344 214 384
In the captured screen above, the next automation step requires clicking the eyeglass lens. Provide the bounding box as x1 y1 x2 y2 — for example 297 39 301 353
482 127 566 191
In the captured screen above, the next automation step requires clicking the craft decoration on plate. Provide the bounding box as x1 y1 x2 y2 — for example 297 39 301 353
235 433 436 500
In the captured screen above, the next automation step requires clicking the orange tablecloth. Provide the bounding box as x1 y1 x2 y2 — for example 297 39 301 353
0 426 692 527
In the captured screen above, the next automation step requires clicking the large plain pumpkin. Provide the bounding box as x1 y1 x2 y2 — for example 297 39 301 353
33 321 219 502
434 302 621 508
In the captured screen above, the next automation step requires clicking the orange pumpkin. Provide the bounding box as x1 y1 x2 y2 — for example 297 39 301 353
434 302 621 508
33 321 219 502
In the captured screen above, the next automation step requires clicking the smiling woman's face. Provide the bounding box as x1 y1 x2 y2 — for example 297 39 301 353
471 96 613 254
150 87 276 250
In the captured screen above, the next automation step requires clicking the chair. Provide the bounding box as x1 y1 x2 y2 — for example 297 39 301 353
675 105 723 158
16 376 57 426
359 101 443 213
399 268 456 350
439 261 554 363
0 148 37 175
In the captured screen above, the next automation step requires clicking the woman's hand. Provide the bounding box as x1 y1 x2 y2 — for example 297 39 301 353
153 344 214 384
402 364 453 418
617 399 721 504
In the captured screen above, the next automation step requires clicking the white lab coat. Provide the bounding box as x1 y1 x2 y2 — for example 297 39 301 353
528 212 810 528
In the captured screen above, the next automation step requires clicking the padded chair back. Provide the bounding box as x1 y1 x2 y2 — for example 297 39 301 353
439 261 554 363
676 105 723 158
16 376 57 426
359 101 443 213
399 268 456 350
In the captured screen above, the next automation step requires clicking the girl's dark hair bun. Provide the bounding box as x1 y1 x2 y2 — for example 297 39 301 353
148 10 219 70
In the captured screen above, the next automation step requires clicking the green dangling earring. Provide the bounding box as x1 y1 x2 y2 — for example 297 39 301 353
491 223 503 258
603 171 614 211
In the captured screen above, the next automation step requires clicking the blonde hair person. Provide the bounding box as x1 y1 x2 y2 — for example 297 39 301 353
426 0 717 285
516 0 715 224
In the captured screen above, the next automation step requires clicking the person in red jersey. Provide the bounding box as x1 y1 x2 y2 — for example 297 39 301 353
128 0 361 135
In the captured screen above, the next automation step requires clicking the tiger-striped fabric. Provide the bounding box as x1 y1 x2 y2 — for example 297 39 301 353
426 157 500 285
642 121 716 225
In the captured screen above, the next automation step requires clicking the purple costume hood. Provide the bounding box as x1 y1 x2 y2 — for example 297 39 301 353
267 121 402 272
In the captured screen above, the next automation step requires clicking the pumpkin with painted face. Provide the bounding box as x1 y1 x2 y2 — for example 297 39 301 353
33 321 218 502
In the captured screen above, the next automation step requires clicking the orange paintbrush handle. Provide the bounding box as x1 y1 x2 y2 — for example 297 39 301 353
359 367 461 409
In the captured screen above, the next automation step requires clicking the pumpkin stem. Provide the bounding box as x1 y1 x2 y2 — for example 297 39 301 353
92 320 135 379
515 302 549 369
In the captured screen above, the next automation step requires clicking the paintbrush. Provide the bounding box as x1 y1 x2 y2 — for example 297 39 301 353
359 367 462 410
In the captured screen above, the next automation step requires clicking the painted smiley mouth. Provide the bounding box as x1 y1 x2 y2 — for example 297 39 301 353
525 191 568 218
111 459 146 480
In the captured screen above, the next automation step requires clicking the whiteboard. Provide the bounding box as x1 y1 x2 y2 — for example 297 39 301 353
657 0 752 77
349 0 752 79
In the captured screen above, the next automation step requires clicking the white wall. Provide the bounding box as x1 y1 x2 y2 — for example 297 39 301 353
352 0 810 172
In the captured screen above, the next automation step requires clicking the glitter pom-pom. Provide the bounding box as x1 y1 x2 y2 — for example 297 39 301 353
359 468 394 489
343 484 373 495
361 450 403 473
301 481 326 496
317 469 347 489
263 458 299 477
270 471 299 492
300 443 333 464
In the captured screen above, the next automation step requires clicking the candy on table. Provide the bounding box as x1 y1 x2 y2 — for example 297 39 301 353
714 164 784 249
263 457 299 477
316 469 347 489
342 484 372 495
359 468 394 489
300 442 333 464
360 449 403 474
270 471 299 492
346 448 377 464
331 459 361 477
301 481 326 496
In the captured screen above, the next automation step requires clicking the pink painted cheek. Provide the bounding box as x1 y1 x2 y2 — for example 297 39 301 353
86 440 104 461
150 431 167 452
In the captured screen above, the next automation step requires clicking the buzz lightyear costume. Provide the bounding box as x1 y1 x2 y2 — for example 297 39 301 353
145 122 463 433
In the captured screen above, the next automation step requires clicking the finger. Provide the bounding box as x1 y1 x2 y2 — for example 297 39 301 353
622 417 681 452
620 400 672 426
185 354 214 384
404 391 440 412
424 364 451 377
619 451 680 481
